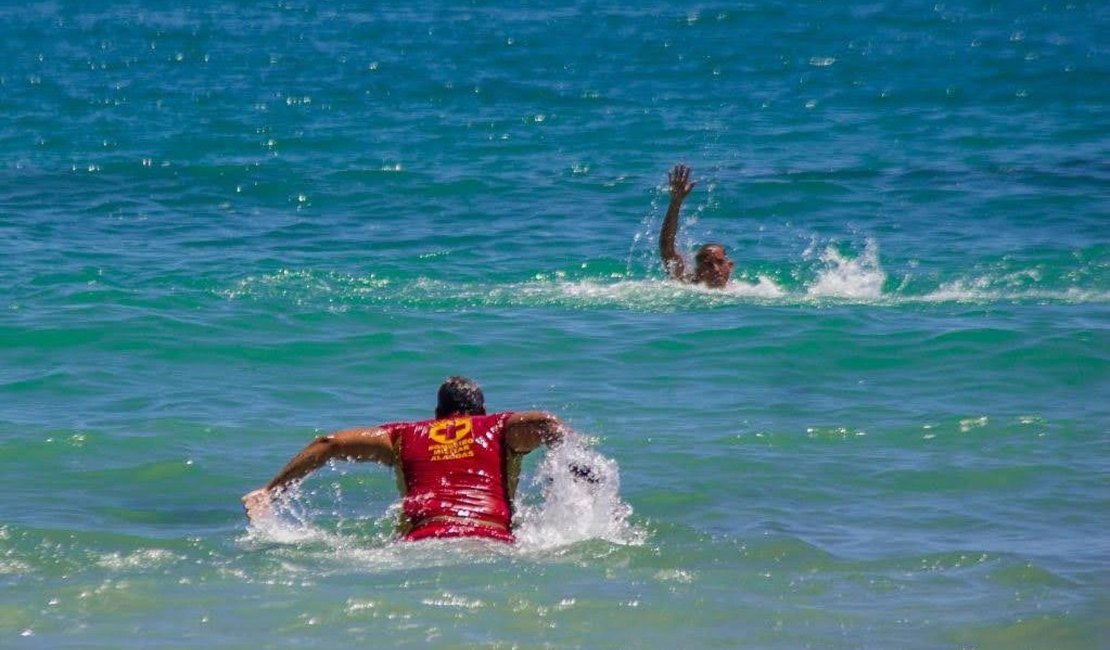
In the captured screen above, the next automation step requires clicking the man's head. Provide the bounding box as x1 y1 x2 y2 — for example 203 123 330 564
694 244 735 288
435 376 486 419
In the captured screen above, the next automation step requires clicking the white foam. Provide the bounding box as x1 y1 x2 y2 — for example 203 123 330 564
96 548 182 571
513 431 644 550
920 280 1110 304
714 275 787 298
806 239 887 299
220 239 1107 310
239 431 642 563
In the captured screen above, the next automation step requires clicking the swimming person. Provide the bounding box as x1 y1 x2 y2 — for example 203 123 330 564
241 376 568 543
658 163 736 288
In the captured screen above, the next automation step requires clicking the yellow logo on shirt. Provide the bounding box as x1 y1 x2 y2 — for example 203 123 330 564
428 417 475 461
429 417 473 444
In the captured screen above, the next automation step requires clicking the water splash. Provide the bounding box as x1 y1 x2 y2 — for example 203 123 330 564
513 430 643 550
806 239 887 299
241 486 352 548
220 234 1107 308
241 431 642 558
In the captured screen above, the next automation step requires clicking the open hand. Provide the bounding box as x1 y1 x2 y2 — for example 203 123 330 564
241 488 274 522
668 164 696 201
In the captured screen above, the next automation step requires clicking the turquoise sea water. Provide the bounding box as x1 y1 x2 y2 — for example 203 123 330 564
2 2 1108 648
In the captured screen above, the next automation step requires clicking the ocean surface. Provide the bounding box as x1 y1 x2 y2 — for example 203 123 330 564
2 1 1108 648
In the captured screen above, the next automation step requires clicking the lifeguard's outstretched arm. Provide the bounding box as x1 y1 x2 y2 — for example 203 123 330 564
504 411 600 484
242 426 393 521
659 163 696 281
504 411 565 453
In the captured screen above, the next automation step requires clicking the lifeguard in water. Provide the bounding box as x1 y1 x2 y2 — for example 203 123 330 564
242 376 570 543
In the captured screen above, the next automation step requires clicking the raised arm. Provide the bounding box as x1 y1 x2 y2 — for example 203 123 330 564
241 426 393 521
658 163 697 281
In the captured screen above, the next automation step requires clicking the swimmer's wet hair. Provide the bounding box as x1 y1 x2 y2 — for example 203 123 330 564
695 243 726 263
436 376 486 419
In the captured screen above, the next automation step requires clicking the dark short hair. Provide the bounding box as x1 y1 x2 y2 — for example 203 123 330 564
695 243 726 264
435 376 486 419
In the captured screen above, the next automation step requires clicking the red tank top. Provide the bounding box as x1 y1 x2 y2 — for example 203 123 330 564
387 412 515 540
